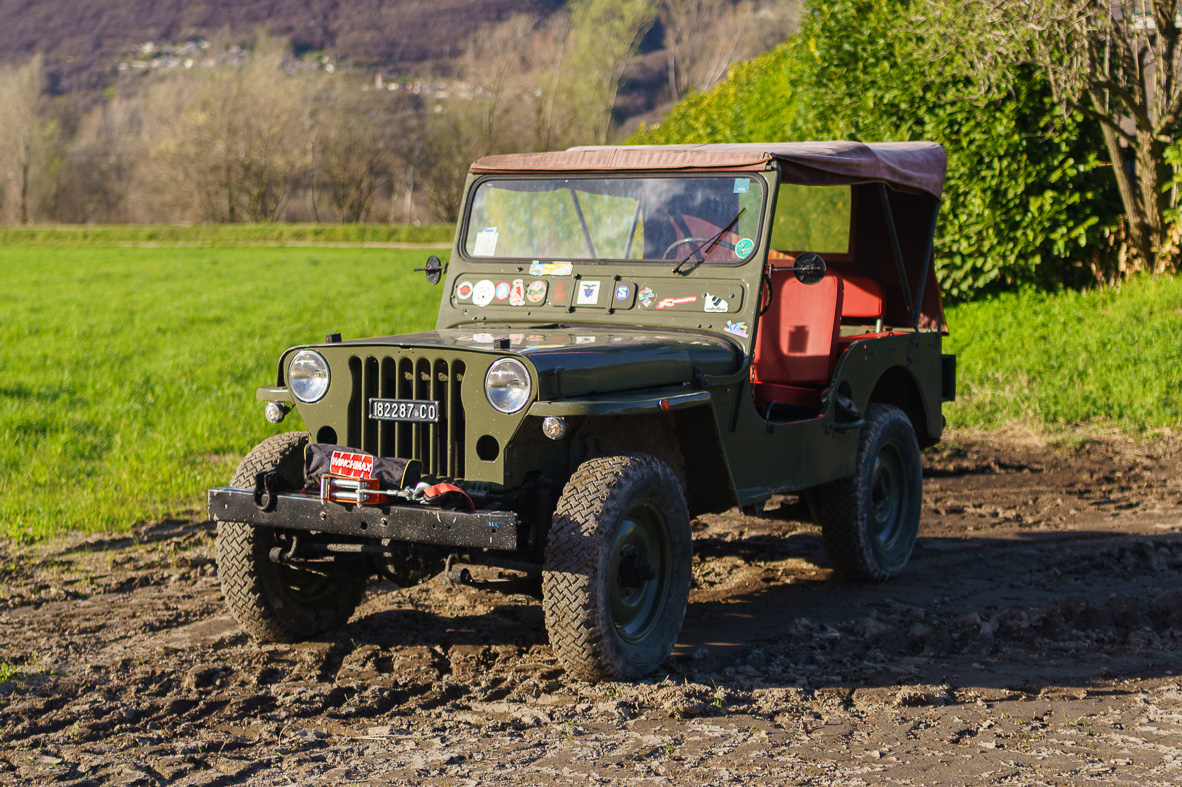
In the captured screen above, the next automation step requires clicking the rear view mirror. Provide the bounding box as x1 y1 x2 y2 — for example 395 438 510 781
415 255 445 285
794 252 827 285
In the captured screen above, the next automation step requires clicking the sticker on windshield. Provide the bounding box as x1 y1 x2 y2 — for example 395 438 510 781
704 293 729 313
735 238 755 258
724 320 749 339
550 280 570 305
473 227 499 256
509 279 526 306
530 261 574 276
638 287 655 308
494 281 511 301
526 280 548 304
576 280 601 305
472 279 496 307
733 179 750 194
615 283 632 301
456 281 474 301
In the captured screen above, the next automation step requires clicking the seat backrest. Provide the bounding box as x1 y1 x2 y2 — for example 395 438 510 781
752 270 844 387
841 276 884 320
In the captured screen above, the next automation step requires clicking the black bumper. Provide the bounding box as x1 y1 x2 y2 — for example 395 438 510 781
207 487 518 551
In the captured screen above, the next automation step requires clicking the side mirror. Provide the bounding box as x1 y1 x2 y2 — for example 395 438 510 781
414 254 445 286
793 252 827 285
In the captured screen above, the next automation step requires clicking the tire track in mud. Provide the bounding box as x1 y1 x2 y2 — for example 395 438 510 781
3 430 1182 785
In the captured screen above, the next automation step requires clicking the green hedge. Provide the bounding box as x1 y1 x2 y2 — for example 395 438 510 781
634 0 1118 301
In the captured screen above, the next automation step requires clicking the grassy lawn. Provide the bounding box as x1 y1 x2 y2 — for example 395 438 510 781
0 245 442 541
1 238 1178 541
943 275 1182 431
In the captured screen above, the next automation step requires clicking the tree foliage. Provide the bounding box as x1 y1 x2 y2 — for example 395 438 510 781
145 34 311 223
920 0 1182 277
660 0 799 101
635 0 1119 300
0 55 62 224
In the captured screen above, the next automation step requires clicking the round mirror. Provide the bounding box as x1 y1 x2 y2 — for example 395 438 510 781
794 252 827 285
416 254 444 285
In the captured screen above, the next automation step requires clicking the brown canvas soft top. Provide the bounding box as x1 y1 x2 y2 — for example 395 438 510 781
470 141 946 198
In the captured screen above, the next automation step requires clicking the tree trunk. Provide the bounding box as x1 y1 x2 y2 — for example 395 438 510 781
1134 129 1170 272
1092 93 1155 265
18 157 30 225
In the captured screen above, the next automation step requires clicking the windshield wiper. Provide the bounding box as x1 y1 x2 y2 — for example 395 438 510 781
672 207 746 273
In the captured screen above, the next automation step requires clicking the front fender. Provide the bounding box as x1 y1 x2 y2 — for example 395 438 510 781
527 389 711 417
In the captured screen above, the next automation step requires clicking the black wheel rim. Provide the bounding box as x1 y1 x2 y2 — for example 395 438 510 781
870 442 909 550
607 502 672 644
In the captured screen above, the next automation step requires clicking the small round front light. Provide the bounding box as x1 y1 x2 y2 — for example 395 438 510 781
264 401 289 424
542 416 567 440
289 350 330 403
485 358 531 414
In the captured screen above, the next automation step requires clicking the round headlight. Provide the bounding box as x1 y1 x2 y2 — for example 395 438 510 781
485 358 531 414
289 350 330 403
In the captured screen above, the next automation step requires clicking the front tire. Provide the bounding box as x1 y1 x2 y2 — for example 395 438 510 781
217 432 368 642
543 454 692 681
811 404 923 582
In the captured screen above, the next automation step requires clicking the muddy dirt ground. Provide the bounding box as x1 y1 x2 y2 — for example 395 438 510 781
3 428 1182 786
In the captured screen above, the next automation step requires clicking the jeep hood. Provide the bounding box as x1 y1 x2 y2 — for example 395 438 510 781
334 325 743 398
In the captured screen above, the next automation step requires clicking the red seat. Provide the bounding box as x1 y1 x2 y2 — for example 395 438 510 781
838 275 892 351
842 276 884 320
751 271 844 413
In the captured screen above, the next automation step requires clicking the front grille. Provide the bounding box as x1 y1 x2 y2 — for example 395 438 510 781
348 354 466 480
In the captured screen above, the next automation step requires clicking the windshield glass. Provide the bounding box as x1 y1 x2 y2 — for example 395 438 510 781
463 175 766 263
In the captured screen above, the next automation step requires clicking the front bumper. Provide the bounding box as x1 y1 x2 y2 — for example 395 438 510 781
208 487 518 550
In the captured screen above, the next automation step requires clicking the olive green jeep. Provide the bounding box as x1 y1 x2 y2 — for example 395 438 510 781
208 141 956 680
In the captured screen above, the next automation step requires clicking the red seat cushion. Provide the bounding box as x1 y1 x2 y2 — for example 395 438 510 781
841 276 884 320
752 271 844 392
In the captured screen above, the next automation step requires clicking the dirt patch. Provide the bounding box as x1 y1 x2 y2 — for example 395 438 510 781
3 428 1182 785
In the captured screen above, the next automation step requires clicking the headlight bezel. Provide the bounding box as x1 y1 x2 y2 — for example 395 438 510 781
484 357 532 414
288 349 331 403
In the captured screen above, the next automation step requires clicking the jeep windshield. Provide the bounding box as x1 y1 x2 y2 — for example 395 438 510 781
462 175 765 264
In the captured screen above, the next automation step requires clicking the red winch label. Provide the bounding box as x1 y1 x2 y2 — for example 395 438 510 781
330 450 373 479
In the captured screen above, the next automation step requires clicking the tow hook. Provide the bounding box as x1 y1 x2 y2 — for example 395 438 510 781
253 471 283 512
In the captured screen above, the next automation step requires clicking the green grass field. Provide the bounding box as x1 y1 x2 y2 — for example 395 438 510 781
0 240 1178 541
943 276 1182 430
0 245 442 541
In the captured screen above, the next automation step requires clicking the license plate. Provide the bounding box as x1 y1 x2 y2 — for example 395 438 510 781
368 398 440 423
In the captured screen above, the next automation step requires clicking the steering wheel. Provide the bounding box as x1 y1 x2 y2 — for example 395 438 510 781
662 236 738 260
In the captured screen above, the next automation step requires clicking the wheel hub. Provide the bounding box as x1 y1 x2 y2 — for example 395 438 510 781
869 445 906 547
616 547 656 589
607 507 672 644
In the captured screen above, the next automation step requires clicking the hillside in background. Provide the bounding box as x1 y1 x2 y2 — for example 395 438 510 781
0 0 563 92
0 0 799 226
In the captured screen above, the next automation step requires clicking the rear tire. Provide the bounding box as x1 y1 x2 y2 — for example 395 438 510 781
217 432 368 642
811 404 922 582
543 454 692 681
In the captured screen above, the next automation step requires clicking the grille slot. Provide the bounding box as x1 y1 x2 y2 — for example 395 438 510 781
350 354 465 480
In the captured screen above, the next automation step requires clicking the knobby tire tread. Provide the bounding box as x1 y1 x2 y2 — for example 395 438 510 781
543 453 691 681
217 432 366 642
814 404 921 583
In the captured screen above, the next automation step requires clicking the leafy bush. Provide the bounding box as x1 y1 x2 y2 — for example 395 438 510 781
634 0 1118 301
